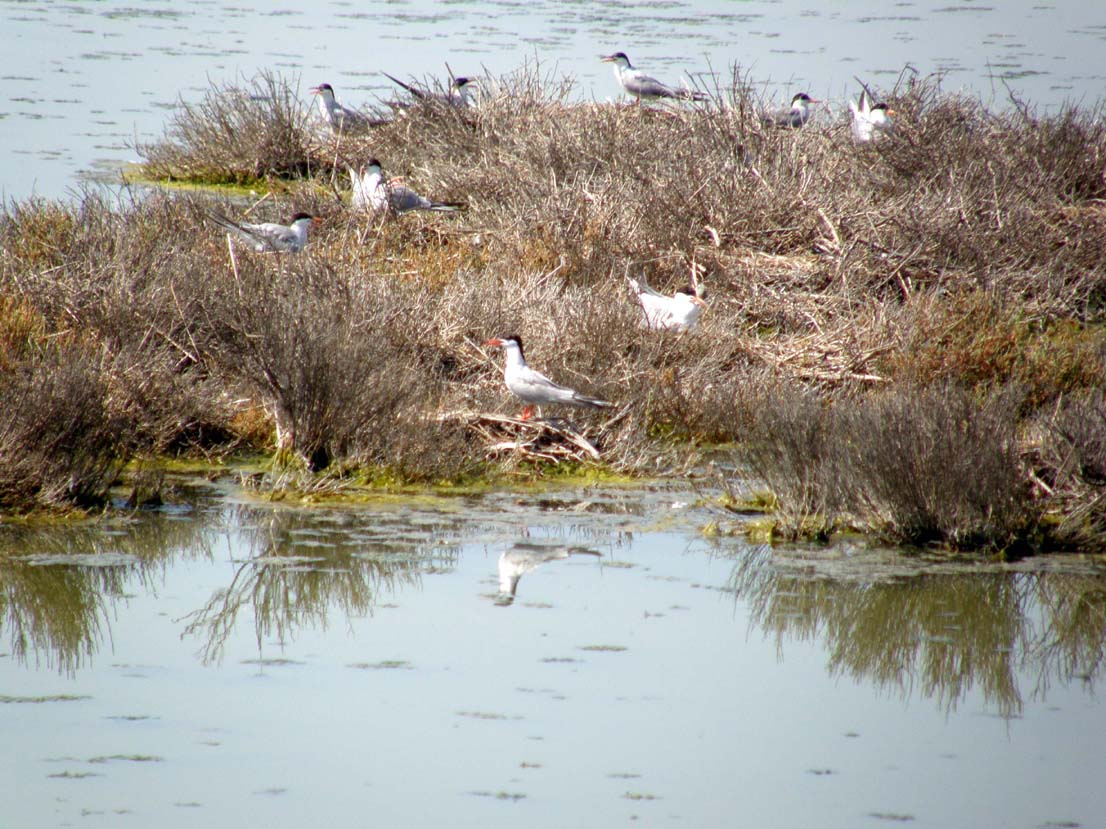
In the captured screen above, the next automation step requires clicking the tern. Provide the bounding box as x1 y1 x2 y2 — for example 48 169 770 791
484 335 612 420
848 87 894 143
310 83 383 132
206 210 319 253
496 542 602 604
763 92 821 128
382 72 478 107
350 159 463 214
628 276 706 331
600 52 707 103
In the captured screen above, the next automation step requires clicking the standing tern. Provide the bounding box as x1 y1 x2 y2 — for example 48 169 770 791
763 92 821 128
381 72 478 107
484 335 611 421
206 210 319 253
628 276 707 332
350 159 463 214
310 83 384 132
600 52 707 103
848 88 894 143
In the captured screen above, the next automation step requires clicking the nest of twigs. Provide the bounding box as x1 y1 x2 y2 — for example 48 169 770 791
446 411 607 466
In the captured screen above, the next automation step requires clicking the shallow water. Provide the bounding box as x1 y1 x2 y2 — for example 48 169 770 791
2 0 1105 200
2 474 1104 827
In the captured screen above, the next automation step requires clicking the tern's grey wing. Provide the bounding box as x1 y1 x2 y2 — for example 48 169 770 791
390 184 462 213
764 108 801 128
390 186 433 213
338 105 368 126
207 211 270 252
510 367 579 404
246 222 299 252
382 71 429 101
626 74 677 99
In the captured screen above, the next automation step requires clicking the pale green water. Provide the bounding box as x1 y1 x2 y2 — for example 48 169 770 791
2 475 1104 827
2 0 1105 199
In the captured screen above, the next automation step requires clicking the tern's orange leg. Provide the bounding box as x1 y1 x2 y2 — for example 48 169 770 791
519 405 535 421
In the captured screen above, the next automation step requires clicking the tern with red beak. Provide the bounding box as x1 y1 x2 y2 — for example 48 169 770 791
310 83 384 132
351 159 463 214
382 72 478 107
629 276 706 331
485 335 611 420
600 52 707 103
206 210 319 253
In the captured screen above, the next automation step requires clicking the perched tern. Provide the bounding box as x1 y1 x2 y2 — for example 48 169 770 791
628 276 706 332
350 159 463 214
848 88 894 143
496 542 602 604
310 83 383 132
206 210 319 253
382 72 478 107
484 335 612 421
600 52 707 103
763 92 821 128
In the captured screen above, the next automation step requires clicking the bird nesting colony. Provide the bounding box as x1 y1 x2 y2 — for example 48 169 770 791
3 62 1105 552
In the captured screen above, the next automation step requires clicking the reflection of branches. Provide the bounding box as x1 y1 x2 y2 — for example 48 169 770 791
182 506 461 664
727 548 1106 717
1 563 114 675
0 513 212 673
1027 573 1106 699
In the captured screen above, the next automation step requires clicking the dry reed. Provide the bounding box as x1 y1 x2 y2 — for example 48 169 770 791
0 65 1102 549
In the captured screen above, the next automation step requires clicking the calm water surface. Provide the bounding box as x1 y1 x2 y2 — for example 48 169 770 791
2 473 1104 827
2 0 1105 199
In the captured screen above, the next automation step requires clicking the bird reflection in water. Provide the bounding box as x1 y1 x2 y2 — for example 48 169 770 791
496 542 602 605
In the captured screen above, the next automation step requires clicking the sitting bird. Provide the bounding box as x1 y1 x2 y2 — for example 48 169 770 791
350 159 463 214
628 276 707 332
309 82 385 132
848 87 894 143
206 210 319 253
763 92 821 128
381 72 479 107
600 52 707 103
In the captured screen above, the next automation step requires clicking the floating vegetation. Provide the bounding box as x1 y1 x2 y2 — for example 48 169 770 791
468 790 527 801
21 553 141 568
578 644 629 652
867 813 916 823
347 659 413 670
